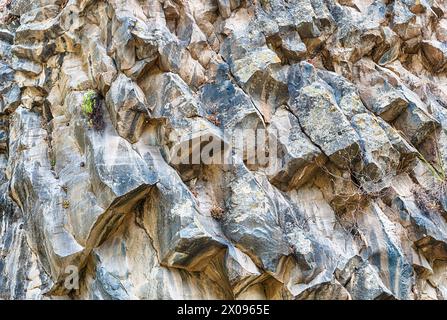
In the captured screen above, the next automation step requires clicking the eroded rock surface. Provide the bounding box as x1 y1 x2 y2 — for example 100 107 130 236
1 0 447 300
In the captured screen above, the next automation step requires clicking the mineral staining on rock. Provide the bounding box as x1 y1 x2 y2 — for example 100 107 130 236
1 0 447 300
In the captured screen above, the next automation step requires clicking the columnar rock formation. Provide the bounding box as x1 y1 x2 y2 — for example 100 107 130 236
1 0 447 300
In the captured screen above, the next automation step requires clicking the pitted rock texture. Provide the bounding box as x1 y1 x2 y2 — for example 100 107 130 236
1 0 447 300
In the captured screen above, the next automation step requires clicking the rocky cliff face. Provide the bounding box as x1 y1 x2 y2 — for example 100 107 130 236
1 0 447 300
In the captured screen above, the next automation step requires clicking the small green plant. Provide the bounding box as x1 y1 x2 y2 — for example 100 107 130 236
81 90 105 131
82 90 96 115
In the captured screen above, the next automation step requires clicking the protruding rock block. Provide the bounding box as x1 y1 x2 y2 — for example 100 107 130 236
0 62 21 114
8 107 84 288
106 74 149 143
352 59 408 122
12 57 43 75
393 196 447 261
243 64 290 122
376 117 418 172
291 81 361 169
82 24 118 93
351 113 400 192
268 106 326 191
338 256 395 300
224 246 262 297
200 67 264 133
222 164 291 273
14 17 64 43
220 26 281 88
421 40 447 73
136 147 227 271
393 102 439 146
373 27 400 66
317 69 368 119
392 0 420 40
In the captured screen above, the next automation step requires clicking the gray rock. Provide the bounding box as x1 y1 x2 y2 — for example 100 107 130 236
1 0 447 301
421 40 447 73
340 257 395 300
352 59 409 122
268 106 326 191
106 74 149 143
393 101 439 146
12 57 43 75
135 146 227 271
0 29 13 43
291 81 361 169
392 0 419 40
222 163 291 273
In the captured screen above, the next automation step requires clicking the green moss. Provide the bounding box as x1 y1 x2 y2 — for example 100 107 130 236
82 90 96 115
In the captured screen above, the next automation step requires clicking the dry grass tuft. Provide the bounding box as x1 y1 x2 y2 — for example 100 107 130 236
210 204 224 220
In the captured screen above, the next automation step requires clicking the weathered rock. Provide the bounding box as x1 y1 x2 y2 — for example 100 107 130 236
421 40 447 73
12 57 43 75
352 59 408 122
351 113 400 192
223 246 262 297
106 74 149 143
1 0 447 301
393 101 439 146
82 24 117 94
80 214 232 299
223 163 291 274
268 106 326 191
376 117 418 172
135 146 227 271
11 43 56 63
372 27 401 66
220 12 281 88
243 64 290 122
8 106 84 289
392 0 420 40
200 66 264 133
317 68 368 119
340 257 395 300
291 81 361 169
